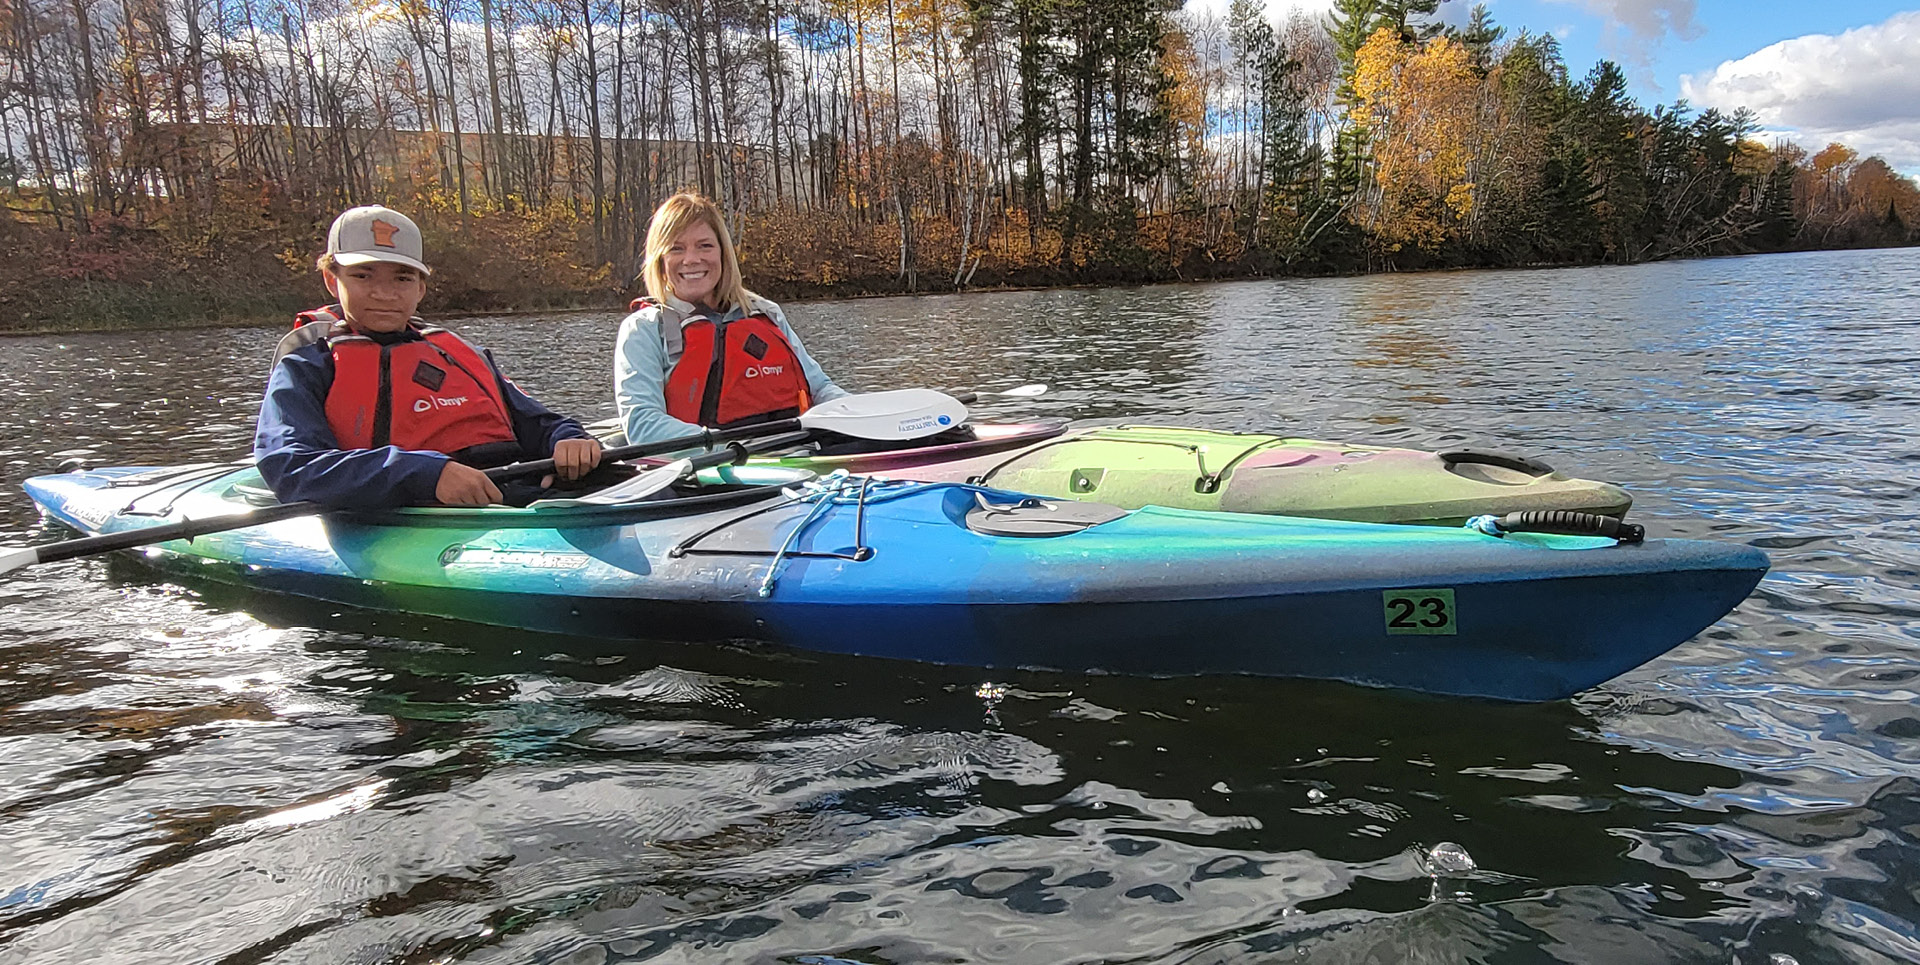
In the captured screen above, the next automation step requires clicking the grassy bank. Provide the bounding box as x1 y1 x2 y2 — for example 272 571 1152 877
4 203 1914 336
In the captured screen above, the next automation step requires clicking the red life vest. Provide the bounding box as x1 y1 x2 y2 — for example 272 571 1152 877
294 308 520 453
641 299 813 428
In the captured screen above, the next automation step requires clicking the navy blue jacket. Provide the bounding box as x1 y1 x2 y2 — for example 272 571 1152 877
253 327 590 507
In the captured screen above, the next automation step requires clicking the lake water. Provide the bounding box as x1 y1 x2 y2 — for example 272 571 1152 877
1 248 1917 963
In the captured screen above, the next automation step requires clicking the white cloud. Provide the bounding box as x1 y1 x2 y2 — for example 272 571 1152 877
1179 0 1494 33
1548 0 1701 68
1181 0 1336 26
1430 0 1480 31
1681 11 1920 175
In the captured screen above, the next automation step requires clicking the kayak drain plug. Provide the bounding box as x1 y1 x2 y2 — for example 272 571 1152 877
1467 511 1645 544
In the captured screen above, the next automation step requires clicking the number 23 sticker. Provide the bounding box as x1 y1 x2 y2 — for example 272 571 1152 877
1383 589 1456 635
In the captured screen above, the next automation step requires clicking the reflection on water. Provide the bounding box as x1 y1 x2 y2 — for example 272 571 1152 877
2 248 1919 962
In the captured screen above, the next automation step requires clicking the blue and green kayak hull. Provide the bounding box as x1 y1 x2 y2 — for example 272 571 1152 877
22 465 1766 701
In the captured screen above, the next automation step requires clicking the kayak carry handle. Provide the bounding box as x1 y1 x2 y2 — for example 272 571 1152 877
1439 449 1555 477
1467 510 1645 544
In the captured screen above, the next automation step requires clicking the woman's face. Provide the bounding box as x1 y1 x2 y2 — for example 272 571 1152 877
663 221 721 305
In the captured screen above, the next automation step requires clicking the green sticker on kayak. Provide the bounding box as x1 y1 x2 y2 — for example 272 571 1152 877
1383 589 1456 635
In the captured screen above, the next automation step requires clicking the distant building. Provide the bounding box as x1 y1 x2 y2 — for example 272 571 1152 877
146 121 791 206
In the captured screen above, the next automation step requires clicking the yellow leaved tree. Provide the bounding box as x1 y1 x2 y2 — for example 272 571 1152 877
1349 28 1481 254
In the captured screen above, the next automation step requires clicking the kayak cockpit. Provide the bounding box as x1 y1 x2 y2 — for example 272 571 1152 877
221 464 820 529
961 491 1131 536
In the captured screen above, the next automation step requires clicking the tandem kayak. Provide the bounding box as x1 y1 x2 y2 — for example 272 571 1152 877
21 464 1764 701
599 420 1632 525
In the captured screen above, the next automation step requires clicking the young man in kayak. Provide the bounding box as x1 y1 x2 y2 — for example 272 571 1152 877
614 192 850 447
254 205 602 507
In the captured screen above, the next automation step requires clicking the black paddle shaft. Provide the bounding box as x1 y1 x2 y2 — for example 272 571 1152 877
683 432 817 472
28 430 818 569
490 427 721 481
495 416 828 480
28 498 325 566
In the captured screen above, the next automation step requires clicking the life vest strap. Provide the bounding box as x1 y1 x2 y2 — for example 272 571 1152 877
272 304 352 366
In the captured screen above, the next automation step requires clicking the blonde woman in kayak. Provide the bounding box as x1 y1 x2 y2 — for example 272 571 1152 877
614 193 849 447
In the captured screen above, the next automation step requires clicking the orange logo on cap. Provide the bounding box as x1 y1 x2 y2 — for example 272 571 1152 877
370 219 401 248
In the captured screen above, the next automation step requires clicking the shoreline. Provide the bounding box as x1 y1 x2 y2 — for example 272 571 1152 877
2 241 1911 337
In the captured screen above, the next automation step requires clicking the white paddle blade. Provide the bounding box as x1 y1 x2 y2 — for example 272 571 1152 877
527 458 694 508
801 388 968 440
0 546 41 576
997 383 1049 398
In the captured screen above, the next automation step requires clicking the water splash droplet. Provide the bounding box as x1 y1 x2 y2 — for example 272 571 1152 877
1769 955 1800 965
1306 787 1327 803
1424 841 1476 877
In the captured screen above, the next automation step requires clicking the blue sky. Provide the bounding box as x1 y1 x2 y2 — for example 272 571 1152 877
1484 1 1912 96
1184 0 1920 174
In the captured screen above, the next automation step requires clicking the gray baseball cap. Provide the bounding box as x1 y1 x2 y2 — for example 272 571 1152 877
327 205 431 274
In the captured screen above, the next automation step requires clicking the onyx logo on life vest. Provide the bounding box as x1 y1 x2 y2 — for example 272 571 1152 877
741 364 786 379
413 395 472 413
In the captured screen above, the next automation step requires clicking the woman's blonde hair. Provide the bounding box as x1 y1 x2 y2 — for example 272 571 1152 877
641 193 755 311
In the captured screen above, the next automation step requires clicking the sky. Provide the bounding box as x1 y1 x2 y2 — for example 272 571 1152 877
1182 0 1920 175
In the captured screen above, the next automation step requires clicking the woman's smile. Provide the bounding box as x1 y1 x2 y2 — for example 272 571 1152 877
664 222 722 304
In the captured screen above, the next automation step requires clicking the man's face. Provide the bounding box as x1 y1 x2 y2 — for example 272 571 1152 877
325 261 428 334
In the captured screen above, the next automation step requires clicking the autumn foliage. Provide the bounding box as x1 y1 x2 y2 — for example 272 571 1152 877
1349 30 1481 252
0 0 1914 332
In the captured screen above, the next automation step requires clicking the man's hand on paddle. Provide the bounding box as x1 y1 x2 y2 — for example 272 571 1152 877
436 461 503 506
434 440 599 506
550 438 603 483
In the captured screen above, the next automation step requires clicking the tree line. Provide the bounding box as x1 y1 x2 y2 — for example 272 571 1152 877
1 0 1915 330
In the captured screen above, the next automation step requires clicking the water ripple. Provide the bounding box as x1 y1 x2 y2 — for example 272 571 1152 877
2 249 1917 961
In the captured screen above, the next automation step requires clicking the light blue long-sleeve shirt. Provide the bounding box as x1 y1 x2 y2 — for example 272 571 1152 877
614 293 849 447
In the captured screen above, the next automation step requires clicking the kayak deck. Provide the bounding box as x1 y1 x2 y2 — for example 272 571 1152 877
594 420 1631 525
864 424 1633 525
21 465 1763 701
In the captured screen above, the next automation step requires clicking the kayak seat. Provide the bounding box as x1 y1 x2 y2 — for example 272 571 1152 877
1439 449 1556 477
232 479 280 507
965 492 1129 537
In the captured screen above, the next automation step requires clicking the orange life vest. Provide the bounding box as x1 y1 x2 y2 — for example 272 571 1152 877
637 298 813 428
295 308 520 453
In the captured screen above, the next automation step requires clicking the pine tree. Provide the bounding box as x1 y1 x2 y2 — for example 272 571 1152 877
1575 61 1646 261
1378 0 1441 42
1014 0 1055 227
1756 157 1799 250
1328 0 1381 84
1450 4 1503 68
1228 0 1275 240
1258 46 1344 267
